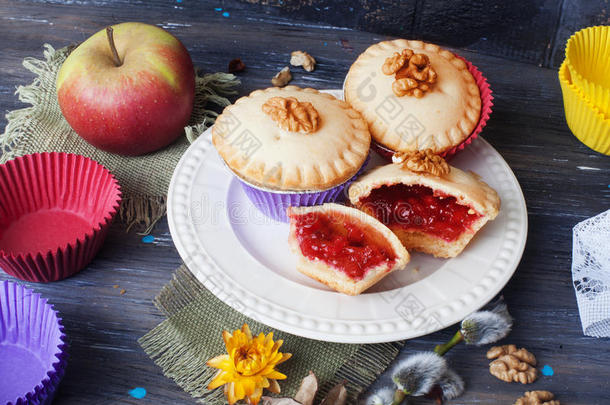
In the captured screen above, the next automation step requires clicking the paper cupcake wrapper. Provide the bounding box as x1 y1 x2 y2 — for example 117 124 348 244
0 280 68 405
240 155 370 222
0 153 122 282
559 60 610 155
371 53 493 161
565 26 610 117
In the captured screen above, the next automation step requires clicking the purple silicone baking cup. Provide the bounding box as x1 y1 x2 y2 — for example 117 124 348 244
240 155 371 222
0 281 68 405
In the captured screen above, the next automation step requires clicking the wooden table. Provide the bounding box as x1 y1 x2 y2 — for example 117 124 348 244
1 1 609 404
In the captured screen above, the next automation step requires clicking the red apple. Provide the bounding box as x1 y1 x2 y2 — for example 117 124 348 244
56 22 195 156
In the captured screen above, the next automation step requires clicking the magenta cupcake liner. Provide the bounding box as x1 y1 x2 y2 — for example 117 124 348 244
0 153 122 282
240 155 370 222
0 280 68 405
372 53 494 161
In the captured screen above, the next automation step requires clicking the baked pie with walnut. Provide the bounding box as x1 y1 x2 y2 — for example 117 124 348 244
212 86 371 221
287 203 410 295
348 152 500 258
213 86 370 190
344 39 481 155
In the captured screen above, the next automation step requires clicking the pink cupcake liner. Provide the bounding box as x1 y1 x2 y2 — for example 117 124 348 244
0 153 122 282
240 155 370 222
372 53 494 161
0 280 68 405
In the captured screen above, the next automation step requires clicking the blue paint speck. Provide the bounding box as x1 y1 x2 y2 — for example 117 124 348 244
222 11 230 17
141 235 155 244
129 388 147 399
214 7 222 11
541 365 554 376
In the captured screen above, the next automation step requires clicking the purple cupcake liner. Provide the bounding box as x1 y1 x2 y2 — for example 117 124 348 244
240 155 371 222
0 281 68 405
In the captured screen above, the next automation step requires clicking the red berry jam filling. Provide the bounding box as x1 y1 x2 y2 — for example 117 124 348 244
291 211 397 281
358 184 481 242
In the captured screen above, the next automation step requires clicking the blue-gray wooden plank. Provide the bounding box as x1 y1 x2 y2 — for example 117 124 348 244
1 1 609 404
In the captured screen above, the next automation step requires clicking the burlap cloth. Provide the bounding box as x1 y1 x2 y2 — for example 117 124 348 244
2 45 405 404
0 44 239 232
139 265 404 404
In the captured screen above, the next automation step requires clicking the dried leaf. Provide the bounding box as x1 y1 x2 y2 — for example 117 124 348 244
261 397 302 405
320 381 347 405
294 371 318 405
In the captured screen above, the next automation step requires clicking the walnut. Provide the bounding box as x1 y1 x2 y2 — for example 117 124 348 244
487 344 538 384
393 78 425 98
487 345 537 364
271 66 292 87
228 58 246 73
290 50 316 72
382 49 437 98
382 49 414 75
392 149 449 177
262 96 320 133
515 391 560 405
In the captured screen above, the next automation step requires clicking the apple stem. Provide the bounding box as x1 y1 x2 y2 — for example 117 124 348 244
106 26 122 67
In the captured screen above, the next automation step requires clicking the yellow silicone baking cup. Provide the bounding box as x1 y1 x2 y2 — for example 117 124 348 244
565 26 610 115
559 60 610 155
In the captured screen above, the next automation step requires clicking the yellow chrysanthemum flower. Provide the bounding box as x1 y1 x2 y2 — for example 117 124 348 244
207 324 292 405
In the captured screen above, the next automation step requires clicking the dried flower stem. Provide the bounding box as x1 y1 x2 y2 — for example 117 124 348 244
391 389 407 405
434 330 465 356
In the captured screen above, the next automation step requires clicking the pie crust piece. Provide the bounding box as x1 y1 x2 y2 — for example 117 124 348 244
348 163 500 258
212 86 370 191
287 203 410 295
344 39 481 154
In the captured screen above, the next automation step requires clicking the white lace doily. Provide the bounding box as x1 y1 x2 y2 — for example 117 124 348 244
572 209 610 337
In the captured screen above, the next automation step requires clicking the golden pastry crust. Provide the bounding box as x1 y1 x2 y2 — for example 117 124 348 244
287 203 410 295
344 39 481 154
347 163 500 258
388 220 491 258
212 86 370 191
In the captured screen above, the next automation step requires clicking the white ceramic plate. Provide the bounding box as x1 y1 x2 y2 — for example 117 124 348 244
167 90 528 343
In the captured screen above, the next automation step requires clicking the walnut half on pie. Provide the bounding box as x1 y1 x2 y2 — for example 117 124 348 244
287 203 410 295
348 163 500 258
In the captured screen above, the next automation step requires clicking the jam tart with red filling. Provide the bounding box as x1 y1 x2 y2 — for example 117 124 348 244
348 151 500 258
287 203 410 295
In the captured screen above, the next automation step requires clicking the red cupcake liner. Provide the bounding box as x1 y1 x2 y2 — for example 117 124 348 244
0 153 121 282
372 53 494 161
